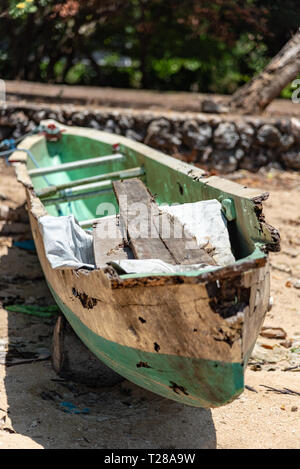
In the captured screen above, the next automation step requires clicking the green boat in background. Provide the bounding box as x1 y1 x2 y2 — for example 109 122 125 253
10 120 280 408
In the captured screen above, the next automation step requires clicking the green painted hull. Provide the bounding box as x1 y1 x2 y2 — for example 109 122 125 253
49 283 244 408
12 121 279 408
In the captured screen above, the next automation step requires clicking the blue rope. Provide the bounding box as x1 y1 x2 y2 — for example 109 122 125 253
0 126 44 156
0 138 16 150
0 138 16 163
16 148 64 216
0 132 51 185
0 148 15 157
16 148 53 187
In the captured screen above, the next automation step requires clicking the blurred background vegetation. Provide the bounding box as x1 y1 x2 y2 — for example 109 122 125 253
0 0 299 97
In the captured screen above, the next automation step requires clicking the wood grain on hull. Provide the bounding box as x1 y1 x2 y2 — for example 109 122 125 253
27 189 270 365
48 283 245 408
10 122 277 407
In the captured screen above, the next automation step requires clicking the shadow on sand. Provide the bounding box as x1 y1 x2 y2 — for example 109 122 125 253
0 201 217 449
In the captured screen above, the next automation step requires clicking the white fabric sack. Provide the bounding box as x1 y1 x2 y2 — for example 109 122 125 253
160 199 235 266
38 199 234 273
38 215 95 270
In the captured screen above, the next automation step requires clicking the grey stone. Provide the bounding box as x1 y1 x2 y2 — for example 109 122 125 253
103 119 118 134
213 122 239 150
255 151 270 166
118 115 135 130
207 150 238 173
293 280 300 289
125 129 143 142
280 134 294 150
32 110 47 123
238 157 255 171
236 122 255 149
72 112 88 126
198 146 213 164
147 118 171 133
235 148 245 160
239 151 269 170
281 150 300 169
275 118 291 136
182 120 212 149
9 111 29 128
47 112 60 121
93 111 106 124
145 118 181 151
2 102 300 173
262 161 284 172
12 126 27 139
89 119 101 130
256 124 282 148
27 120 38 132
291 117 300 144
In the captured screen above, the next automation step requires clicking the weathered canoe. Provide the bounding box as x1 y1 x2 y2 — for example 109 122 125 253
11 120 280 408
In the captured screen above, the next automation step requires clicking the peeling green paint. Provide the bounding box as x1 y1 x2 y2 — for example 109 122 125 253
49 282 244 408
22 127 278 408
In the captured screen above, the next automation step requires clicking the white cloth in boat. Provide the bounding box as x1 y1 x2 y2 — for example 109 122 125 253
110 199 235 274
38 199 235 272
38 215 95 270
159 199 235 266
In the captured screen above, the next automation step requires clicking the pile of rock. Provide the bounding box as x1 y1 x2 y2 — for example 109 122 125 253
1 103 300 172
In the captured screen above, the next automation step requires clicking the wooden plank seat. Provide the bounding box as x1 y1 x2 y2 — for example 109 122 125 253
93 215 134 268
93 178 216 269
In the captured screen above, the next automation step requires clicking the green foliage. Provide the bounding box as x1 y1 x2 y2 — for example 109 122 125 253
9 0 38 18
0 0 299 94
280 76 300 99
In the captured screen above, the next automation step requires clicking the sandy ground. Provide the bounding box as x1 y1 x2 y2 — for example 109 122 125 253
0 160 299 449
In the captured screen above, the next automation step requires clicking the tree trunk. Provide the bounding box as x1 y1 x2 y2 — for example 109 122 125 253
228 28 300 114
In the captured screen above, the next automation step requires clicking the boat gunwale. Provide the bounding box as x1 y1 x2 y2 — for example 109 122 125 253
10 120 279 287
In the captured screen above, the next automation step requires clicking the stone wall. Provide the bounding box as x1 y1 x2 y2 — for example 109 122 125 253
1 102 300 172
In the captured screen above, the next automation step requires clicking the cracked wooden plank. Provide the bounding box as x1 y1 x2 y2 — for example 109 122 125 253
113 178 215 266
93 215 134 268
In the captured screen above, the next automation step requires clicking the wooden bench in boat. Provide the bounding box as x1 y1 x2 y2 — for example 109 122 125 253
93 178 216 269
93 215 134 268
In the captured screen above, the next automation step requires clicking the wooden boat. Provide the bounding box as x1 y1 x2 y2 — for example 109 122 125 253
10 120 280 408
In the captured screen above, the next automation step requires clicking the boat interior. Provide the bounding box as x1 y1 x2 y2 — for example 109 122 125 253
24 130 266 277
